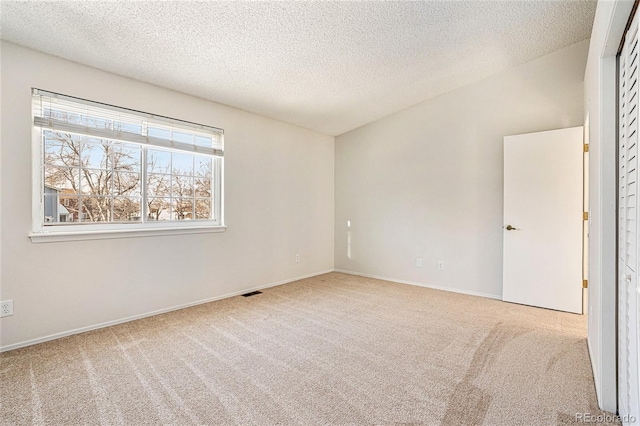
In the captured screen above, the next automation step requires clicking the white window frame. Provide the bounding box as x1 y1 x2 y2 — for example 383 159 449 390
29 89 225 243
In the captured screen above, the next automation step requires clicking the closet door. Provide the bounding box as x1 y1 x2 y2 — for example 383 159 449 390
619 11 640 423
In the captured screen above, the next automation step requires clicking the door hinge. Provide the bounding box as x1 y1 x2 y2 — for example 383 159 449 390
583 279 588 289
584 143 589 153
583 212 589 220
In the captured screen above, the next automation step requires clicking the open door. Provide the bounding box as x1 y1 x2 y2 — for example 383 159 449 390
502 127 584 314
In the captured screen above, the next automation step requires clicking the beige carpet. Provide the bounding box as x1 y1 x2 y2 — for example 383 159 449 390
0 272 617 425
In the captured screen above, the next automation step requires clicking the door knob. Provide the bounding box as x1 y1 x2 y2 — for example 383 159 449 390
505 225 518 231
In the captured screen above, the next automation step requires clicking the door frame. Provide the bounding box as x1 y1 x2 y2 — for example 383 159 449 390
585 0 636 413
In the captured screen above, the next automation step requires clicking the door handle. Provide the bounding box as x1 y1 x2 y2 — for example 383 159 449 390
505 225 519 231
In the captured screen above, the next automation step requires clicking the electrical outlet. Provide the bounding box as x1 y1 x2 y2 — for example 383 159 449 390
437 261 444 271
415 258 423 268
295 254 300 263
0 300 13 317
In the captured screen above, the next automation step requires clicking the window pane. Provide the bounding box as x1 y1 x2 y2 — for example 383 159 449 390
44 166 79 193
195 177 211 197
195 135 211 148
45 108 82 124
113 197 141 222
147 197 170 221
172 198 194 220
80 169 112 196
195 198 211 219
114 172 141 196
59 196 80 222
148 127 170 140
81 140 111 170
195 156 212 177
147 173 170 197
172 131 193 144
44 131 81 167
172 175 194 197
43 194 61 223
147 149 171 174
83 115 113 130
117 122 142 134
112 142 141 171
172 152 193 175
81 197 112 222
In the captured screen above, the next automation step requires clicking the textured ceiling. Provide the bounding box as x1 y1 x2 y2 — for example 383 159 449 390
1 1 596 136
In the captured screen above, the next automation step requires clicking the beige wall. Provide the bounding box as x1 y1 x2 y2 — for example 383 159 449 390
0 42 335 349
335 40 588 299
0 37 593 353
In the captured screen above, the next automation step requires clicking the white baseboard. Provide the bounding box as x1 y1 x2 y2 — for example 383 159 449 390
333 269 502 300
0 269 333 353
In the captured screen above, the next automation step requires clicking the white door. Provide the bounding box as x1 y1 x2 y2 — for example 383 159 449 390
503 127 583 314
618 11 640 423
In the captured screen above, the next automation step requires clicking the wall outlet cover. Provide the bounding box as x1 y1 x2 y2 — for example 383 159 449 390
0 300 14 317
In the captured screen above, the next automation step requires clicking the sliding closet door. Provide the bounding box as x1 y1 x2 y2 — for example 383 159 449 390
619 11 640 423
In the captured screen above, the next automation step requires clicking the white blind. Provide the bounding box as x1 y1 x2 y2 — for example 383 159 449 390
618 11 640 423
32 89 224 157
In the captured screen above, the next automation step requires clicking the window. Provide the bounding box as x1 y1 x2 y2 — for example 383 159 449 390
30 89 225 242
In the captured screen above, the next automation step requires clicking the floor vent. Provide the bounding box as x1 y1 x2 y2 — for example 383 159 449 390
241 291 263 297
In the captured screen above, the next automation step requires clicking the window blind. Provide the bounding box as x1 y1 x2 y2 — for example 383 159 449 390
618 9 640 423
32 89 224 157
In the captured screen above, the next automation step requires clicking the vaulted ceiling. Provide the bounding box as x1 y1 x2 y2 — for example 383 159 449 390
1 1 596 136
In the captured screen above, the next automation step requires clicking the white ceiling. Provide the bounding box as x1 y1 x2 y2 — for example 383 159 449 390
1 1 596 136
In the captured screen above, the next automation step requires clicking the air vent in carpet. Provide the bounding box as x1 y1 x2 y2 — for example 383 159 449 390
241 291 263 297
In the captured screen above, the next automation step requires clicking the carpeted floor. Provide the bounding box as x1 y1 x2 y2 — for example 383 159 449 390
0 272 618 425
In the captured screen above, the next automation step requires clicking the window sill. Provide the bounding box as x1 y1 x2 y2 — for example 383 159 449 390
29 225 227 243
